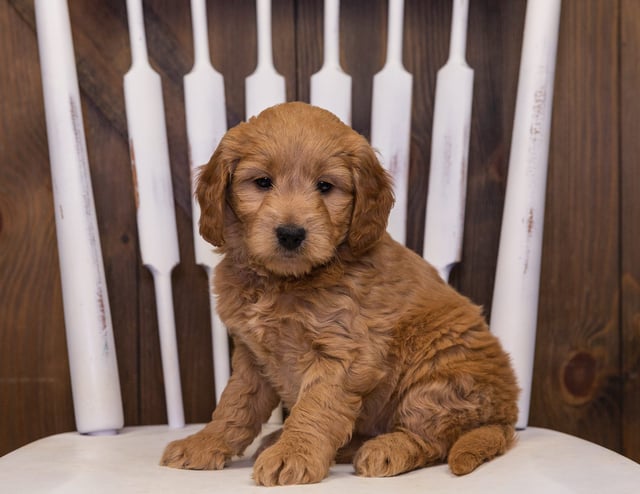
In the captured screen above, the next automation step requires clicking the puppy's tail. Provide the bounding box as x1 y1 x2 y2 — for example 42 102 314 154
447 424 516 475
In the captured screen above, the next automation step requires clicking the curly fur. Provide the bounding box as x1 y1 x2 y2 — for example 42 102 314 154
160 102 519 486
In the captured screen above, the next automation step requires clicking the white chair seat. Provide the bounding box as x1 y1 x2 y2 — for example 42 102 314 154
1 425 639 493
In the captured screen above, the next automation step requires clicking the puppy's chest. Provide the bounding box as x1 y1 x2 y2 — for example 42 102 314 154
230 289 321 367
218 272 362 403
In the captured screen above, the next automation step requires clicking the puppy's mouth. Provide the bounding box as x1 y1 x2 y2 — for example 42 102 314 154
264 224 314 276
245 217 339 278
249 223 331 278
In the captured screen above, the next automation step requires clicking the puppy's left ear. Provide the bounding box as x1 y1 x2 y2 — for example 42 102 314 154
348 139 395 255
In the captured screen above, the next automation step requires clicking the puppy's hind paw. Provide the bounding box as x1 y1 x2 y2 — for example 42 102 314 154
353 438 400 477
354 432 432 477
160 434 229 470
448 450 482 475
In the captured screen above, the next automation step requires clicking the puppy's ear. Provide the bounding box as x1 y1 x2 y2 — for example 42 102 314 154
348 140 395 255
195 136 237 247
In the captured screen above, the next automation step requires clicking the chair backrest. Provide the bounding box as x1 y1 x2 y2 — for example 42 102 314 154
35 0 561 436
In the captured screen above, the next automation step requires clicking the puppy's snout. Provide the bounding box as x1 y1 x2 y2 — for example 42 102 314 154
276 225 306 251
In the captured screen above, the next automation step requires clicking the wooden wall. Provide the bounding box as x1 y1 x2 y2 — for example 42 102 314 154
1 0 638 461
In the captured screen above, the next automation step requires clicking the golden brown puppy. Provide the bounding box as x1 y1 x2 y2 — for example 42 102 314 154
161 102 519 486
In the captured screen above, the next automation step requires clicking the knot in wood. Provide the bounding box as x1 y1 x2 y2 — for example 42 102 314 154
561 351 598 405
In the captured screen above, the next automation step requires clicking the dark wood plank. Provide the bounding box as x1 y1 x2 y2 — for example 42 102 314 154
620 0 640 463
71 0 144 427
273 0 297 102
454 0 525 308
531 0 622 451
66 0 156 425
0 0 75 454
208 0 259 127
127 0 211 425
403 0 452 256
340 0 386 139
294 0 323 103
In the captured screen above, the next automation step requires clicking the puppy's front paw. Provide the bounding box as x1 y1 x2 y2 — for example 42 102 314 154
253 440 329 486
160 433 230 470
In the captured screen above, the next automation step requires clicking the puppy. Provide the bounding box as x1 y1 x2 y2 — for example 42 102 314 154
161 102 519 486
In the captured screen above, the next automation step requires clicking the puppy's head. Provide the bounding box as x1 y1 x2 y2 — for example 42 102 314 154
196 102 394 277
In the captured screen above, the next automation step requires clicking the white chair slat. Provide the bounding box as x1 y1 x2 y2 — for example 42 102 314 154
123 0 184 429
310 0 352 125
371 0 412 245
185 0 230 404
245 0 286 120
423 0 473 282
490 0 563 429
34 0 123 435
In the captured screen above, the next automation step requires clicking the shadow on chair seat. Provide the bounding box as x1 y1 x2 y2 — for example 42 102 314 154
1 425 639 493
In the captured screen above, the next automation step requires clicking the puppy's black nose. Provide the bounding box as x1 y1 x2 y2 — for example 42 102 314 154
276 225 306 250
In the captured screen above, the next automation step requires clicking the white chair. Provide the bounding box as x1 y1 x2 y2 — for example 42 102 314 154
2 0 639 492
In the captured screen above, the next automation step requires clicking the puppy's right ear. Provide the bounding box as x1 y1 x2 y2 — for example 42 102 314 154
195 140 236 247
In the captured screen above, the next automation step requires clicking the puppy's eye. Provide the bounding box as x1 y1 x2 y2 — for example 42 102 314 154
255 177 273 189
317 181 333 194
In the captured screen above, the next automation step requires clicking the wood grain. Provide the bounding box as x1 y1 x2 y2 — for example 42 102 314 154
0 0 75 450
294 0 323 103
0 0 637 462
340 0 386 139
532 0 621 451
451 0 526 308
621 0 640 462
